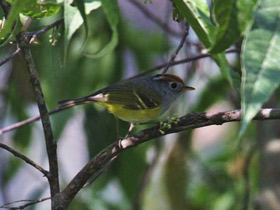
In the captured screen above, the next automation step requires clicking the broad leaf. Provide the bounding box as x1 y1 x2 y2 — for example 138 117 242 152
73 0 88 42
84 0 120 58
172 0 233 85
210 0 259 53
240 0 280 135
64 0 101 57
172 0 215 48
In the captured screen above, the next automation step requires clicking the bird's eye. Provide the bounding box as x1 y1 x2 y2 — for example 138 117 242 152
169 82 179 90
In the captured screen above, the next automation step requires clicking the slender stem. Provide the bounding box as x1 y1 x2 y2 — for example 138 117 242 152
129 0 182 37
0 108 62 135
23 18 64 37
0 46 21 67
17 35 59 206
0 143 49 177
23 18 64 44
0 197 51 209
129 48 240 79
162 23 189 74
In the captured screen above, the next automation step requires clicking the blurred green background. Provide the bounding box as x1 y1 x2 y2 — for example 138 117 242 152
0 0 275 210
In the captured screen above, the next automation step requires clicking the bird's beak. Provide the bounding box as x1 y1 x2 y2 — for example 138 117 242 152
182 86 195 91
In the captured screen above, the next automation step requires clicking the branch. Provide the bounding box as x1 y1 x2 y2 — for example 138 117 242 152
24 18 64 37
129 0 182 37
23 18 64 44
0 197 50 210
0 18 63 73
129 48 240 79
162 23 189 74
16 35 60 202
0 108 62 135
53 108 280 209
0 143 48 176
0 46 21 67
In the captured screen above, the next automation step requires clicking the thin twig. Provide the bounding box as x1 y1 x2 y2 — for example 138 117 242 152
0 46 21 67
17 35 60 202
129 0 182 37
53 108 280 209
23 18 64 44
0 108 62 135
0 143 49 176
0 197 50 209
162 23 189 74
130 48 240 79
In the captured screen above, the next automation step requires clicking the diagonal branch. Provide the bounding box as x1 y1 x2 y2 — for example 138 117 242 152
129 0 182 37
0 46 21 67
0 18 63 67
129 48 240 79
0 197 50 210
23 18 64 37
162 23 189 74
53 108 280 209
16 34 60 204
0 143 49 176
23 18 64 44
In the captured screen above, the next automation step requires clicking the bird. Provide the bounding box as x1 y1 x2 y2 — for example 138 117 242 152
58 74 195 136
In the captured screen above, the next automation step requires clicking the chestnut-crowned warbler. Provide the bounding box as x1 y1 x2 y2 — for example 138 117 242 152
59 74 195 133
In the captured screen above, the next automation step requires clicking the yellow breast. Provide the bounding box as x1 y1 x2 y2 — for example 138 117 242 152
98 102 161 123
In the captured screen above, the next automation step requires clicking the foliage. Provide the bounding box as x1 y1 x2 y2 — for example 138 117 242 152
0 0 279 209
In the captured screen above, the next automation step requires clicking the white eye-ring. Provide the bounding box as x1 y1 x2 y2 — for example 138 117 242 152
169 82 180 90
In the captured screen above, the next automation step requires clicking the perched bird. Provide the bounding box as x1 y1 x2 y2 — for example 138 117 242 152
59 74 195 135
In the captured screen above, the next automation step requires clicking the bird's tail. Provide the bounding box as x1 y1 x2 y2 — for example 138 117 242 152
58 96 92 109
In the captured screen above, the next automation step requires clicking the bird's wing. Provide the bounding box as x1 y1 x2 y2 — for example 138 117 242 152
95 82 162 110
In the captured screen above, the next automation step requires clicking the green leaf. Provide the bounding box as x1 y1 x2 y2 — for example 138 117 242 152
83 27 118 58
22 2 60 19
172 0 215 48
83 0 119 58
0 0 32 40
210 0 259 53
240 0 280 135
73 0 88 42
212 53 233 86
171 0 233 85
64 0 101 58
0 19 21 47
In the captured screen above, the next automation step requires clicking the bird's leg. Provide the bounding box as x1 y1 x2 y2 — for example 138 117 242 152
114 116 121 140
124 123 135 138
114 116 124 149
